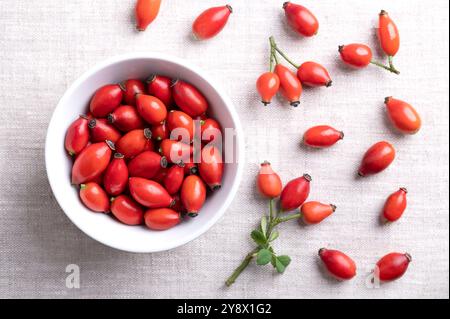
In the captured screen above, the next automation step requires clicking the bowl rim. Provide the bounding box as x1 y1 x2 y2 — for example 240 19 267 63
45 52 245 253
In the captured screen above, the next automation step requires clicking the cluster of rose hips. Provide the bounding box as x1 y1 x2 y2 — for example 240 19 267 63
65 76 223 231
228 3 420 286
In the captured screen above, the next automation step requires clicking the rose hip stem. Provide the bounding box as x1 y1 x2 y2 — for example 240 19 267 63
269 36 300 69
225 199 301 287
370 58 400 75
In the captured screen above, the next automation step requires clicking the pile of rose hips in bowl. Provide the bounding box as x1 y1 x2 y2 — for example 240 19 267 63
65 76 224 231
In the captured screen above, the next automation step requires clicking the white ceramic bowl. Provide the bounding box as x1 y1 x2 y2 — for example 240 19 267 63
45 53 244 253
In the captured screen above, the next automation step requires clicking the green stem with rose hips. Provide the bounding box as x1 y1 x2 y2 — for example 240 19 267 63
225 199 302 287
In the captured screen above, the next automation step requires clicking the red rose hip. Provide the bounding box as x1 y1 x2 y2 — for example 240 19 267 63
108 105 145 132
198 145 223 190
129 177 174 208
127 151 167 179
339 44 373 68
79 182 110 213
144 208 181 230
319 248 357 280
163 164 185 195
88 118 121 143
382 187 408 222
120 79 145 106
257 161 282 198
65 115 89 156
136 94 167 125
192 5 233 40
385 97 421 134
111 195 144 226
301 202 335 225
146 75 174 108
297 62 332 87
103 153 128 196
116 128 154 159
135 0 161 31
256 72 280 106
181 175 206 217
283 2 319 37
303 125 344 148
89 84 123 117
280 174 311 211
375 252 412 282
172 80 208 117
358 141 396 176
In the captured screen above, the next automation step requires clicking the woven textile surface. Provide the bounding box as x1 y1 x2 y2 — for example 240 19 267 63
0 0 448 298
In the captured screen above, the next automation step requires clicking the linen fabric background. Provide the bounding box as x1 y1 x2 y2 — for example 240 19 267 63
0 0 448 299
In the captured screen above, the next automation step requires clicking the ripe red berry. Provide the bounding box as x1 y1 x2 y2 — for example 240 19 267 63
382 187 408 222
319 248 357 281
375 252 412 282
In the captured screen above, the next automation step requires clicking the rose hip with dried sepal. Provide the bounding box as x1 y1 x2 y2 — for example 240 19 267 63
127 150 167 180
172 79 208 117
163 163 185 195
385 97 421 134
256 72 280 106
297 62 332 87
135 0 161 31
136 93 167 126
257 161 282 198
116 128 154 159
280 174 311 211
103 153 128 196
108 105 145 132
358 141 396 176
382 187 408 222
301 202 336 225
303 125 344 148
319 248 357 281
181 175 206 217
89 84 123 118
119 79 145 106
192 5 233 40
198 145 223 191
129 177 174 208
283 2 319 37
374 252 412 282
146 75 174 108
88 118 121 143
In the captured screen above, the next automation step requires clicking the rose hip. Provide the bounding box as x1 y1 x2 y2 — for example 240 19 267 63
79 182 110 213
135 0 161 31
71 141 114 185
129 177 174 208
375 252 412 282
275 64 302 107
181 175 206 217
120 79 145 106
111 195 144 226
257 161 282 198
144 208 181 230
382 187 408 222
378 10 400 57
192 5 233 40
146 75 174 107
163 164 185 195
280 174 311 211
297 62 332 87
301 202 336 225
136 94 167 125
256 72 280 106
303 125 344 148
103 153 128 196
166 110 194 142
385 97 421 134
89 84 123 117
358 141 396 176
127 151 167 179
116 128 154 159
88 118 122 143
319 248 357 280
201 118 222 143
283 2 319 37
65 115 89 156
339 44 373 68
151 121 169 141
108 105 145 132
198 145 223 190
172 80 208 117
159 139 193 164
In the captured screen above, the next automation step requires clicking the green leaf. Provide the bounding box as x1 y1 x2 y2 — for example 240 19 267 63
256 249 272 265
269 231 279 242
277 255 291 267
260 216 268 236
251 230 267 247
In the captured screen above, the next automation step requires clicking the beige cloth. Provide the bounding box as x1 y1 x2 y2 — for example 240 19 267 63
0 0 448 298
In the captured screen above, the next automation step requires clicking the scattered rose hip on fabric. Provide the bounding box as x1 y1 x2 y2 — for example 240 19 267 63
385 97 421 134
192 5 233 40
358 141 396 176
339 44 373 68
319 248 357 281
283 2 319 37
275 63 302 107
256 72 280 106
280 174 311 211
378 10 400 57
301 202 336 225
383 187 408 222
297 61 332 87
303 125 344 148
135 0 161 31
375 252 412 282
257 161 283 199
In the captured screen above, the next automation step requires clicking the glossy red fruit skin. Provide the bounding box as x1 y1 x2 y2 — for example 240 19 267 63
358 141 395 176
275 64 302 107
375 252 411 282
192 5 233 40
378 10 400 57
297 62 332 87
319 248 357 280
301 202 336 225
181 175 206 217
146 75 174 108
135 0 161 31
167 110 194 142
257 161 282 198
283 2 319 37
152 166 168 184
280 174 311 211
89 84 123 118
159 139 193 164
65 115 89 156
108 105 145 132
385 97 421 134
120 79 145 106
383 188 407 222
198 145 223 190
303 125 344 148
163 164 185 195
172 80 208 117
88 118 121 143
136 94 167 125
111 195 144 225
116 128 154 159
171 193 185 213
151 121 169 141
256 72 280 105
129 177 174 208
79 182 110 213
339 44 373 68
128 151 167 179
144 208 181 230
72 141 113 185
201 118 222 143
103 153 128 196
